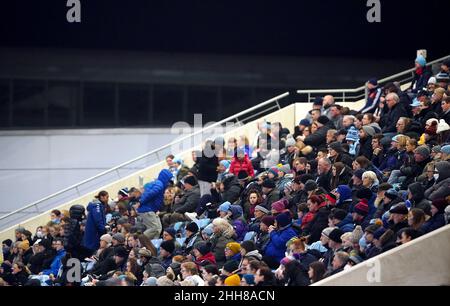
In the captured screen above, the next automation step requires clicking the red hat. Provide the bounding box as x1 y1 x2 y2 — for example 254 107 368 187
354 199 369 216
271 199 287 213
425 121 438 136
325 193 337 205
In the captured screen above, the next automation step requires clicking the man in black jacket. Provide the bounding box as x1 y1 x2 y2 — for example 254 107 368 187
197 140 219 196
304 116 332 151
316 158 333 192
381 92 409 146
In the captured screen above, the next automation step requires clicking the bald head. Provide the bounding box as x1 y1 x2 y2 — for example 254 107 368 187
323 95 335 107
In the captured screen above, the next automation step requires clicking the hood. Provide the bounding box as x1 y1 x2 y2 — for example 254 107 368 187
408 182 425 202
158 169 174 186
337 213 354 227
222 174 239 189
337 185 353 204
435 161 450 182
230 205 243 219
245 249 262 260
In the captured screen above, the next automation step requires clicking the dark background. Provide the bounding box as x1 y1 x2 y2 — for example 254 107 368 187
1 0 449 58
0 0 449 129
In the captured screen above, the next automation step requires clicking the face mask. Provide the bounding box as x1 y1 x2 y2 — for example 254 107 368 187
51 219 59 224
137 259 143 266
434 173 439 180
36 231 43 238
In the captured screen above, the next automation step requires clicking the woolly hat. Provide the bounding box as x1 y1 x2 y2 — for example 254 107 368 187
276 212 292 228
118 188 129 198
112 233 125 244
138 248 153 258
321 227 336 238
222 260 240 274
304 180 318 192
431 198 449 214
389 204 408 215
384 188 398 200
286 138 296 147
183 175 198 186
329 141 343 153
354 199 369 216
437 119 450 134
351 225 364 244
225 242 241 255
299 119 311 126
240 240 257 253
328 228 344 243
261 216 276 227
262 179 276 189
441 145 450 155
164 227 177 239
278 164 291 174
432 145 442 154
242 274 255 285
185 222 199 233
254 205 269 215
365 224 380 235
362 126 376 137
268 168 279 178
425 121 438 136
193 241 211 256
160 240 175 254
373 227 387 240
220 160 231 169
346 126 359 142
271 199 287 213
280 256 293 266
317 115 330 125
415 145 431 158
325 193 337 205
156 276 175 286
224 274 241 286
100 234 112 245
415 55 426 67
218 201 232 213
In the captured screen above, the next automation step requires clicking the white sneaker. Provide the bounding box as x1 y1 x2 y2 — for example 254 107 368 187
184 212 198 221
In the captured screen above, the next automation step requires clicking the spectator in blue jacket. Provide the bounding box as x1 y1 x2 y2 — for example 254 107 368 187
264 212 297 268
82 191 109 254
41 238 66 277
137 169 173 239
328 208 354 233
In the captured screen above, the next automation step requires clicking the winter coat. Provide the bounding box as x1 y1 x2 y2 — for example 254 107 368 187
421 213 446 234
138 169 173 213
264 225 297 264
210 233 234 268
305 204 332 243
42 249 67 276
220 176 242 204
195 252 216 266
317 170 333 192
262 189 281 210
229 155 255 177
357 136 373 160
336 214 355 233
382 103 409 134
173 185 201 214
304 125 330 150
82 200 107 251
197 150 219 183
284 260 310 286
182 233 203 255
28 249 55 274
9 271 30 286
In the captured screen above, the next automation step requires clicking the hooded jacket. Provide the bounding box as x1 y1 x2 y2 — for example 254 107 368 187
425 161 450 200
336 185 353 211
82 199 107 251
336 214 355 233
408 182 431 211
221 175 242 204
264 225 297 264
138 169 173 213
229 205 248 242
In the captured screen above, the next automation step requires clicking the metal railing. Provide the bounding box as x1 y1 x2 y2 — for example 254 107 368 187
297 54 450 103
0 92 290 230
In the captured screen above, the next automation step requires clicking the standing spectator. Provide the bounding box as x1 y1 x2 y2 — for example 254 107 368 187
410 55 432 93
197 140 219 196
82 191 109 254
137 169 173 239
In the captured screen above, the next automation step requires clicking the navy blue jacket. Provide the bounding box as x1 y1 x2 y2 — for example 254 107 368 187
82 199 107 251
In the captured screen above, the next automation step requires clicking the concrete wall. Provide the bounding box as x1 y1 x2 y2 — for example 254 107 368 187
0 128 177 217
314 224 450 286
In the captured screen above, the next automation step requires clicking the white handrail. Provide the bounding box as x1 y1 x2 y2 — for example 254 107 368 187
297 54 450 96
0 92 290 223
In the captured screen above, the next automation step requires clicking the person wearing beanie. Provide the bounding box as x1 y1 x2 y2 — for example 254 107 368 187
267 168 280 180
163 227 177 241
407 182 431 212
224 242 242 262
182 221 203 255
304 179 318 194
397 145 431 190
358 126 375 160
261 178 281 209
222 259 240 276
264 212 296 268
159 240 175 269
411 54 432 93
241 273 255 286
224 274 241 286
192 241 216 267
303 113 332 150
352 199 370 230
271 199 287 215
422 198 449 234
112 233 125 246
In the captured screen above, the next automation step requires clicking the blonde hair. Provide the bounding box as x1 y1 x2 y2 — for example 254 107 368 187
212 218 235 238
362 171 377 182
341 232 353 243
397 135 410 150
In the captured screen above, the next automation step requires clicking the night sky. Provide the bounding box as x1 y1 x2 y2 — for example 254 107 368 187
0 0 449 59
